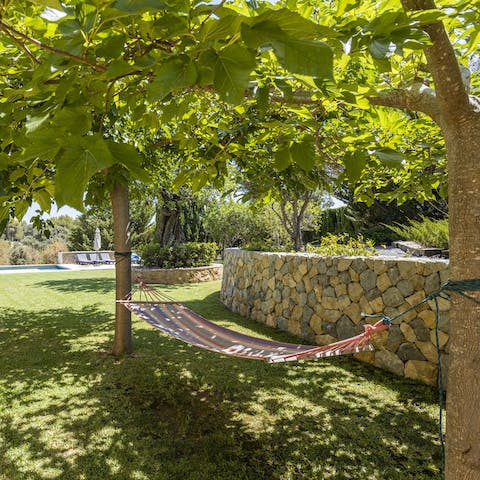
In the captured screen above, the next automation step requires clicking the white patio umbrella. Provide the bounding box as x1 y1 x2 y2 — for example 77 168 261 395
93 227 101 251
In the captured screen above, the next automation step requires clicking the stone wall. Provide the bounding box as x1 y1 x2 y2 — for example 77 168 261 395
220 249 450 387
133 263 223 284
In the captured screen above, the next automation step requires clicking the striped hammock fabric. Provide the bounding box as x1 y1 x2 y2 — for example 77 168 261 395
120 283 389 363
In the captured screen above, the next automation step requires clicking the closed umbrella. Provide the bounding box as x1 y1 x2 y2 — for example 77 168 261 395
93 227 101 251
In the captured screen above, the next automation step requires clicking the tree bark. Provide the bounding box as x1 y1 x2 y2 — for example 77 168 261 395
111 181 132 356
443 118 480 480
368 2 480 477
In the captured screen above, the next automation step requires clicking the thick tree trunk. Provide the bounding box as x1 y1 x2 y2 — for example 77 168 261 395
154 190 185 246
111 181 132 356
444 118 480 479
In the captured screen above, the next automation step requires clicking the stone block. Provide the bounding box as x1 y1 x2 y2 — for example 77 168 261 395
351 258 368 274
430 330 449 349
425 272 440 295
344 302 362 324
404 360 437 386
348 282 364 302
360 269 377 292
373 260 389 275
386 325 404 352
349 268 360 282
322 296 338 310
339 271 351 284
298 292 308 307
329 275 340 287
354 351 376 364
382 287 404 308
315 334 337 346
307 291 317 308
365 287 382 302
377 272 392 292
411 318 430 341
359 296 373 315
335 284 347 297
397 279 414 298
277 316 289 331
369 295 385 314
416 341 438 363
323 321 337 337
418 309 436 329
371 330 389 349
324 286 336 297
310 313 323 335
337 294 351 311
397 342 425 362
323 309 342 323
400 323 417 342
337 258 352 272
337 315 359 340
398 261 417 280
374 349 405 377
302 305 314 324
288 318 301 336
387 266 401 285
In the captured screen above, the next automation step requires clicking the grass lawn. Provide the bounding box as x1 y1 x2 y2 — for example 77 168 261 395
0 270 442 480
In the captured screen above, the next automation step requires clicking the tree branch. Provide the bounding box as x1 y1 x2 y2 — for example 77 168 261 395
401 0 470 119
0 23 40 65
0 20 107 72
367 81 443 124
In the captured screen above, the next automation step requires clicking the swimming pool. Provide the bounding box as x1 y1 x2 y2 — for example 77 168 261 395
0 264 70 274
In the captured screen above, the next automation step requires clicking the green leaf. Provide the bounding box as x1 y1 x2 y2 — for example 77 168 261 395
369 38 396 59
106 60 139 80
213 45 256 105
0 153 9 171
251 9 319 39
34 189 52 212
106 141 149 182
97 35 126 59
200 14 243 41
112 0 168 13
242 22 333 79
52 107 92 135
374 148 404 168
291 137 316 171
147 55 197 102
274 147 292 171
26 114 50 134
55 135 114 209
27 0 64 9
343 150 367 183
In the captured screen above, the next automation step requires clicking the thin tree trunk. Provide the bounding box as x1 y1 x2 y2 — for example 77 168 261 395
111 181 132 356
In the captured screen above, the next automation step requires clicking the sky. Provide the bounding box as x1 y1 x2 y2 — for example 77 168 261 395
24 203 80 222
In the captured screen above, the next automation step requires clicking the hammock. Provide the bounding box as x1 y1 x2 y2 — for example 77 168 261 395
119 281 390 363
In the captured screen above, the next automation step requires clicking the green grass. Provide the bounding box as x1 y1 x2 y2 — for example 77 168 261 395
0 270 442 480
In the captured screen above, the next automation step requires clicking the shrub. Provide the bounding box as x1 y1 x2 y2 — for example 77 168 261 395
306 233 376 256
243 239 291 253
9 243 37 265
0 240 10 265
386 217 449 250
41 240 69 264
139 242 218 268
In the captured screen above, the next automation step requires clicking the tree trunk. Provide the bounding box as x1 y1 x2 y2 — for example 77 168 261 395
111 181 132 356
154 189 185 246
444 118 480 479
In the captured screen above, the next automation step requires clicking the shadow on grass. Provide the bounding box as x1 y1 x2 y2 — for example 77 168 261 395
34 277 116 295
0 298 443 480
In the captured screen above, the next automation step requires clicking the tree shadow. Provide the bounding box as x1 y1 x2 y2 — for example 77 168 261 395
0 294 443 479
34 277 116 294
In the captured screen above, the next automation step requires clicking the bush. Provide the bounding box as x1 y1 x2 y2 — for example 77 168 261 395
306 233 375 256
139 242 218 268
41 240 69 264
243 239 291 253
9 243 38 265
386 217 449 250
0 240 10 265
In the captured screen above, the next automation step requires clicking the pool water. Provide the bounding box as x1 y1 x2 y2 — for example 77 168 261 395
0 264 70 273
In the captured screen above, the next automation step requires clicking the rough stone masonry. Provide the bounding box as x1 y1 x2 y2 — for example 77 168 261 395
220 248 450 387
